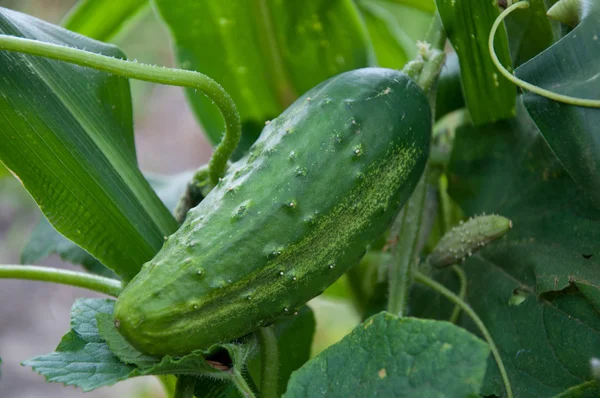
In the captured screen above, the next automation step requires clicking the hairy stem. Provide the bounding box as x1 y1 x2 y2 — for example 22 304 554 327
448 265 467 323
0 265 122 296
173 375 196 398
231 369 256 398
387 175 427 316
0 35 242 184
256 327 279 398
414 271 513 398
490 1 600 108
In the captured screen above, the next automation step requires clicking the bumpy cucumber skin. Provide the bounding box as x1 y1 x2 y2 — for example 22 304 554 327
115 68 431 356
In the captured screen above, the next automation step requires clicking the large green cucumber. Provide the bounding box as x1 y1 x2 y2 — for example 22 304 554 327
114 68 431 356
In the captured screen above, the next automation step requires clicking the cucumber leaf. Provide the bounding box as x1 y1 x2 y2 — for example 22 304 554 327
0 8 178 281
552 381 600 398
414 103 600 397
62 0 148 42
25 298 255 392
151 0 370 151
284 313 490 398
436 0 516 125
515 3 600 206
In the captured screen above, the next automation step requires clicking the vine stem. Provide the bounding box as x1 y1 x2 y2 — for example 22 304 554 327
489 1 600 108
231 368 256 398
173 375 196 398
414 271 513 398
387 176 427 316
448 265 467 323
0 265 122 296
0 35 242 184
256 327 279 398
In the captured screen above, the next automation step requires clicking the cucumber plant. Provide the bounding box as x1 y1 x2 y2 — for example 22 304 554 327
0 1 599 398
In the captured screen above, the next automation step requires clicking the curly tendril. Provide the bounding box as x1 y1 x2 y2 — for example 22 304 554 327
490 1 600 108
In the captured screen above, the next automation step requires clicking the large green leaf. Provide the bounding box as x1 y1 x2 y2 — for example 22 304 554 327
21 217 116 279
20 171 193 278
62 0 148 42
0 8 177 281
436 0 516 125
515 4 600 206
423 103 600 397
151 0 370 150
284 313 490 398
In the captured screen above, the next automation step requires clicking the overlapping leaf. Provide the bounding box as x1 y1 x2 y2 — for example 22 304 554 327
284 313 489 397
416 103 600 397
0 8 177 281
516 3 600 205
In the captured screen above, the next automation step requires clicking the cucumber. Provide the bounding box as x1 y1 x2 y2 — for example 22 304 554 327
114 68 431 356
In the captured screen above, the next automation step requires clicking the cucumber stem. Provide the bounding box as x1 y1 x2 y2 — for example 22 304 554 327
0 34 242 184
489 1 600 108
410 12 447 94
414 271 514 398
256 327 279 398
231 368 256 398
173 375 196 398
0 265 122 296
387 175 427 316
448 265 467 323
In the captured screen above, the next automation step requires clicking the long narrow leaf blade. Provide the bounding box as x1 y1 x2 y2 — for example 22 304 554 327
0 7 177 280
436 0 516 125
62 0 148 42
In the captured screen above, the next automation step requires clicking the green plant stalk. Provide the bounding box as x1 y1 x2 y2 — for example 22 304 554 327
0 35 242 184
173 375 196 398
489 1 600 108
256 327 279 398
448 265 467 323
414 271 513 398
0 265 122 296
387 176 427 316
231 369 256 398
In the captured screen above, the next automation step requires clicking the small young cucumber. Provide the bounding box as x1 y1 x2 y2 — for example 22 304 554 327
114 68 431 356
429 214 513 268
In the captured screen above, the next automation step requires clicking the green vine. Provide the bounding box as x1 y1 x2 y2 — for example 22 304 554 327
0 34 242 184
173 375 196 398
256 327 279 398
490 1 600 108
0 265 122 296
414 271 513 398
448 265 467 324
